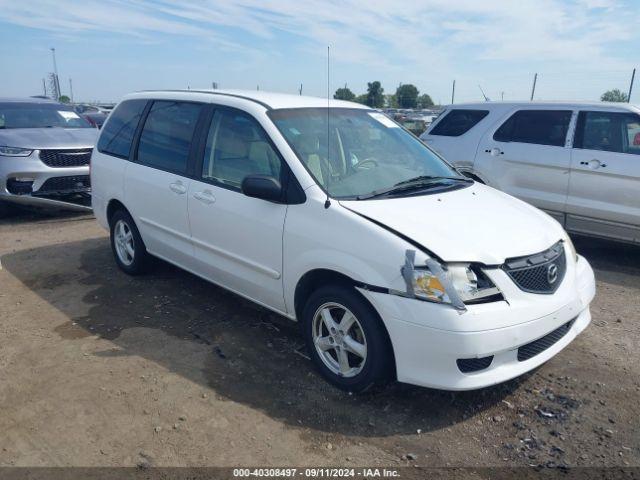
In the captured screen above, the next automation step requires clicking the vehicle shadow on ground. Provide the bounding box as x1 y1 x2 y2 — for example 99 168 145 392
572 235 640 289
4 237 541 437
0 205 91 226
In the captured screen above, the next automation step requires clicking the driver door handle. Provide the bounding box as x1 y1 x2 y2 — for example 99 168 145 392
169 181 187 194
193 190 216 205
579 159 607 169
485 148 504 156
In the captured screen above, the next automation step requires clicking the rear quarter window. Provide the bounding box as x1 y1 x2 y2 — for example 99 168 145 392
97 99 148 159
429 109 489 136
494 109 572 147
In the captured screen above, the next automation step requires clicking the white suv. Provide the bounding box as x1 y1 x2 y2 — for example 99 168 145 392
91 90 595 392
421 101 640 244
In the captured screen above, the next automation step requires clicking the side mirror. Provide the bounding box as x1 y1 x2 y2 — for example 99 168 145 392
241 175 282 202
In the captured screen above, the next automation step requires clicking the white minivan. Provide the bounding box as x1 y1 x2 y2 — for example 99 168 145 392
421 101 640 244
91 90 596 392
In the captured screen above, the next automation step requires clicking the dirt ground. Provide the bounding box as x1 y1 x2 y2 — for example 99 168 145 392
0 208 638 473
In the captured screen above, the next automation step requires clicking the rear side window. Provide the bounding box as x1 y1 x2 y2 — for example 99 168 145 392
494 110 572 147
97 99 147 158
430 109 489 136
137 101 203 174
574 111 640 155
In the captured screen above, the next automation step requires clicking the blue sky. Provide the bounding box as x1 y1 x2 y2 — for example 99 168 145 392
0 0 638 104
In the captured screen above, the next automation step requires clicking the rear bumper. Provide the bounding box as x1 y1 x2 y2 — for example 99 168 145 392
360 255 596 390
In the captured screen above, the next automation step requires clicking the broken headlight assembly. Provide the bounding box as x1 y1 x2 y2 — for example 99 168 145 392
401 250 502 310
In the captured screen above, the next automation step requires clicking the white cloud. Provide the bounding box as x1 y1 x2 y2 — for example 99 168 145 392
0 0 637 100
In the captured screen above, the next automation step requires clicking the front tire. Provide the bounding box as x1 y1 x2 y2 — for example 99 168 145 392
109 210 152 275
302 285 393 393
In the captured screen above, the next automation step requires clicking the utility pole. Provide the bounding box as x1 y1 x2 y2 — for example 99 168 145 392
501 91 504 101
69 78 74 104
299 83 303 95
530 73 538 101
451 80 456 104
628 68 636 103
42 78 47 97
50 47 61 101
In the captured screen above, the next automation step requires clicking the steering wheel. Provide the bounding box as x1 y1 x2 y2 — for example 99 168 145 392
353 157 379 170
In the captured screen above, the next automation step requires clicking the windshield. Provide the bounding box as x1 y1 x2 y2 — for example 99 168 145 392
268 108 463 199
0 102 92 129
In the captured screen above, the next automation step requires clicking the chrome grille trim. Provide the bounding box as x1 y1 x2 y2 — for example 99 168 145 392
502 241 566 294
39 148 92 168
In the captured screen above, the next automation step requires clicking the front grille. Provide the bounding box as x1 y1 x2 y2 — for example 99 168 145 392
39 148 92 168
517 320 575 361
503 242 566 294
35 175 91 194
457 356 494 373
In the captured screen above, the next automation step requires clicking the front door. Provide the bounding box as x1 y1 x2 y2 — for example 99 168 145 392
475 108 573 222
188 107 288 312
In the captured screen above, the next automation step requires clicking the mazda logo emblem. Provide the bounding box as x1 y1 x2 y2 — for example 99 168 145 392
547 264 559 284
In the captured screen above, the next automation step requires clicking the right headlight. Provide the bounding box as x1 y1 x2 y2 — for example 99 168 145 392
0 146 33 157
402 252 501 310
446 264 501 302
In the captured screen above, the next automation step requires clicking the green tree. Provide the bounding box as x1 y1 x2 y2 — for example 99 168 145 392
333 87 356 101
366 81 385 108
385 94 398 108
417 93 435 108
58 95 71 104
354 94 368 105
395 84 419 108
601 89 628 102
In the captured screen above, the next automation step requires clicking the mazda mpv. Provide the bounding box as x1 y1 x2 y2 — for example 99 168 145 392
91 90 596 392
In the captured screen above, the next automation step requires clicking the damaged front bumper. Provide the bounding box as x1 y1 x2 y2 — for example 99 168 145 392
358 253 595 390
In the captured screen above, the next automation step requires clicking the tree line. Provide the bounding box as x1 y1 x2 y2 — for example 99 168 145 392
334 81 435 109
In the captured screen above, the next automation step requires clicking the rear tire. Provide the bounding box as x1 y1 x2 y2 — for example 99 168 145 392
302 285 394 393
0 200 14 218
109 209 152 275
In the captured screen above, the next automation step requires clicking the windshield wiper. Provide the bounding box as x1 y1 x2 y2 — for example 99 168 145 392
394 175 472 187
356 175 472 200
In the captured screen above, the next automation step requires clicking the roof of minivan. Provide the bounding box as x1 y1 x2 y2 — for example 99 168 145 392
134 89 369 110
446 101 639 110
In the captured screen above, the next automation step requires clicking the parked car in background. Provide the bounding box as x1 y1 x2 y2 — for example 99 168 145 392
421 102 640 245
74 104 101 114
0 97 97 215
398 117 428 136
97 103 116 113
92 90 594 392
81 111 108 129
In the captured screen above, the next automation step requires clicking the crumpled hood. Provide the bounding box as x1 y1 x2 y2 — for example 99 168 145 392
340 183 565 265
0 128 97 150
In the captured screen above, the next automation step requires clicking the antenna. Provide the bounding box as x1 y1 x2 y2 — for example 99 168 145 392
324 46 331 209
478 85 489 101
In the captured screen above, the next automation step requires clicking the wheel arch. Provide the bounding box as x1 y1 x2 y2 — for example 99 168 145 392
294 268 397 378
106 198 129 226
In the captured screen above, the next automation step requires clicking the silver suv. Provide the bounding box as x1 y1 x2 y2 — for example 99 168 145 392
0 97 98 216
